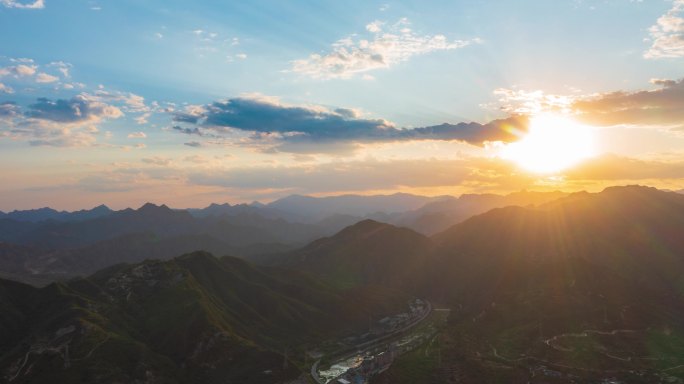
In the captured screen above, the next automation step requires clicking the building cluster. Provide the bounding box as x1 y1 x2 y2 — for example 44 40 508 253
377 299 427 332
335 347 396 384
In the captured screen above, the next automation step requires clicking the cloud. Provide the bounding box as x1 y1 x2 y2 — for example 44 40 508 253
142 156 172 166
179 156 549 197
185 155 684 196
0 61 156 147
0 0 44 9
25 94 123 123
184 141 203 147
644 0 684 59
291 18 480 79
366 20 384 33
0 83 14 94
48 61 72 77
572 78 684 126
27 131 98 147
127 131 147 139
0 101 20 118
490 78 684 128
491 88 576 115
92 89 148 113
170 96 529 153
35 72 59 83
202 97 395 138
565 154 684 180
0 94 125 147
183 155 210 164
0 64 37 77
187 158 476 193
172 104 206 123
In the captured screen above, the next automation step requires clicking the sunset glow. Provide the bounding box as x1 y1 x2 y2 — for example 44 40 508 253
500 114 596 174
2 2 684 383
0 0 682 209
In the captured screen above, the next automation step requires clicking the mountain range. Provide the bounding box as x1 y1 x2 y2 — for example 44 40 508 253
276 186 684 383
0 191 571 286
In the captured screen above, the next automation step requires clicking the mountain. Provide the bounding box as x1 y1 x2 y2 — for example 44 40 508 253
6 186 684 382
431 185 684 293
0 233 248 284
268 185 684 383
266 193 447 222
0 204 113 222
0 252 406 383
376 186 684 383
274 220 431 290
1 203 330 251
394 190 568 235
0 203 348 284
187 202 303 222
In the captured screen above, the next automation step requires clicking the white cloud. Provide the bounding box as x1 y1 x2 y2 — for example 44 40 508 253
0 0 44 9
490 88 576 115
25 93 124 123
366 20 384 33
0 93 125 147
135 113 151 125
127 131 147 139
235 53 247 59
93 89 148 113
0 83 14 94
0 64 37 77
35 72 59 83
644 0 684 58
142 156 172 166
291 18 480 79
48 61 72 77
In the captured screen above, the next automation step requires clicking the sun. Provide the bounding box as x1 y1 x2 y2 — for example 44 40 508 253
500 114 596 174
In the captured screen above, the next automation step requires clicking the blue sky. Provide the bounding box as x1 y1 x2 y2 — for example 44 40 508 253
0 0 683 209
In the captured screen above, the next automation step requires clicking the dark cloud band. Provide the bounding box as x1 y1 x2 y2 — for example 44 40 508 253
170 96 529 151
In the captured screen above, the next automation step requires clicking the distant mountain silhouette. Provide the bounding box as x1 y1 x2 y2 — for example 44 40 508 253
265 192 446 222
394 190 568 234
0 204 113 222
1 202 330 251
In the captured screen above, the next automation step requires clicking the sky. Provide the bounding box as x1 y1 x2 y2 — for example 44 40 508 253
0 0 683 210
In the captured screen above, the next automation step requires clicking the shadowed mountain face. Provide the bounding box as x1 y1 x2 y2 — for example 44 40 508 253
274 186 684 383
394 190 569 235
431 185 684 297
0 252 407 384
275 220 432 290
